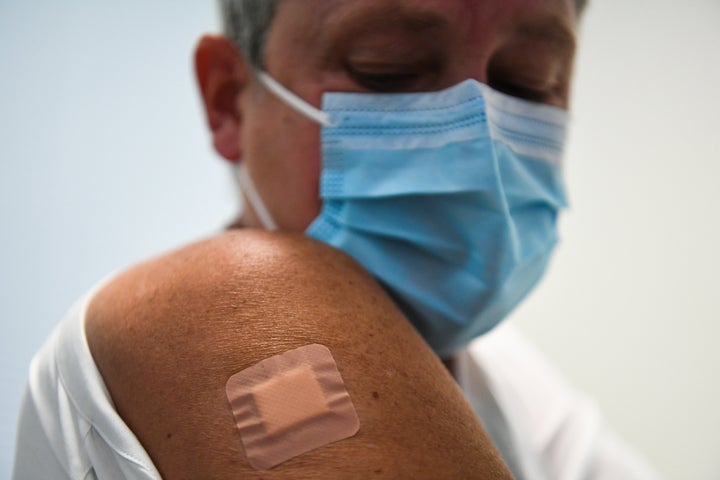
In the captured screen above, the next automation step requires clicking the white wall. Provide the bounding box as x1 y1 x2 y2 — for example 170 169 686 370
514 1 720 479
1 0 718 478
0 1 235 476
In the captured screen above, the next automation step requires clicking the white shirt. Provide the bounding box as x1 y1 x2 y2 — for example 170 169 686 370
457 324 660 480
13 288 659 479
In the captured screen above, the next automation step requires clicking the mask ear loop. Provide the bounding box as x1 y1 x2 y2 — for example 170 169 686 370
235 163 279 231
257 72 335 127
237 72 333 230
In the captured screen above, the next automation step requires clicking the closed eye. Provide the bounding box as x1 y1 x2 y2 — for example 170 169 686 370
346 65 422 92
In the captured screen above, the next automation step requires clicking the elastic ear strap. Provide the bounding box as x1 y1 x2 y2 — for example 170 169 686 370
257 72 333 127
235 163 279 230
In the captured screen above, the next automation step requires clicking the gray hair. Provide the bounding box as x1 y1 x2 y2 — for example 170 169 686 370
219 0 283 67
220 0 588 68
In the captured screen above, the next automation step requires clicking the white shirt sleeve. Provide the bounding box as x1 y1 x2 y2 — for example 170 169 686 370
12 293 161 480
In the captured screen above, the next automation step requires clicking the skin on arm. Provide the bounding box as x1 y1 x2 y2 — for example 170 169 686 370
85 230 512 479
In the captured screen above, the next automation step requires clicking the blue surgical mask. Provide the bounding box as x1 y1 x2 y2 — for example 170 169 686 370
240 72 569 356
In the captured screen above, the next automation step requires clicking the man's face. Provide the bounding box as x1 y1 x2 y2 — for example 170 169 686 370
231 0 577 230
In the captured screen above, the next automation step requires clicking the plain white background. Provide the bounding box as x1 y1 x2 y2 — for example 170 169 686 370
1 0 718 478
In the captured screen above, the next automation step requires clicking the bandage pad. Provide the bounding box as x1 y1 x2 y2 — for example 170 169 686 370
226 344 360 470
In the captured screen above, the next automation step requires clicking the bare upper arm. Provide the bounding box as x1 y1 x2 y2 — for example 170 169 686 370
86 230 511 479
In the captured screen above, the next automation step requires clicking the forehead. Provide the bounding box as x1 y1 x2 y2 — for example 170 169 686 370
275 0 577 47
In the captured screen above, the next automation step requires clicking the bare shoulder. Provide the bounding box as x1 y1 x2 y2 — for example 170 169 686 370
86 230 510 479
87 229 384 371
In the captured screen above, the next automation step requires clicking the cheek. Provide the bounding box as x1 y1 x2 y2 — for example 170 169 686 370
243 102 325 231
283 118 324 214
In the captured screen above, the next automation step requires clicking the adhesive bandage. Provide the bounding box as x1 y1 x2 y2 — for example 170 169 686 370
226 344 360 470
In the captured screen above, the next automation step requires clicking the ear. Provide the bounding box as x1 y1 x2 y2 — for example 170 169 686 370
194 35 249 163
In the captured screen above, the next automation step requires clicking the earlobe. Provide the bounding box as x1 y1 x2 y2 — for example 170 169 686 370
194 34 248 163
213 120 242 162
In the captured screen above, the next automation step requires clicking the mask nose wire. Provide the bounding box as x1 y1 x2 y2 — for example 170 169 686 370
257 72 334 127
